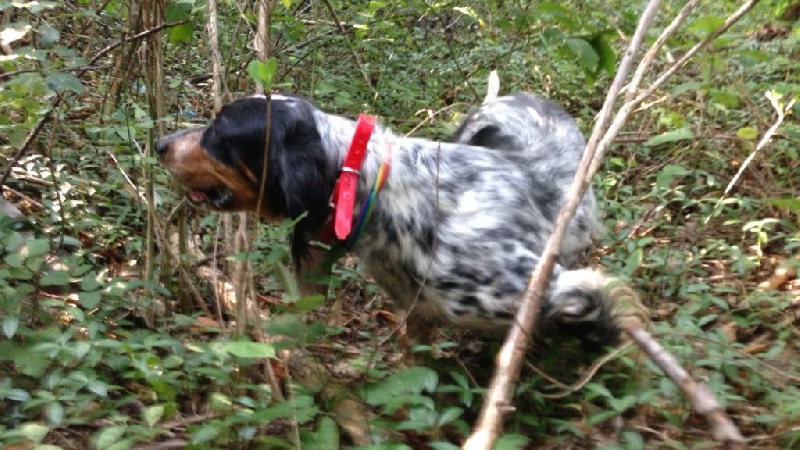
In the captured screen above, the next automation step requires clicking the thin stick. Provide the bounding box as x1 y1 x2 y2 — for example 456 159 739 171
626 326 746 448
708 91 795 221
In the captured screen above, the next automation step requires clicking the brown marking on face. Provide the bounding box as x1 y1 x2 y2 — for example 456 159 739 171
158 128 277 218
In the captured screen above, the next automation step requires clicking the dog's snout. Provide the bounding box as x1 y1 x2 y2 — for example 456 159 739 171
155 128 203 159
155 137 169 157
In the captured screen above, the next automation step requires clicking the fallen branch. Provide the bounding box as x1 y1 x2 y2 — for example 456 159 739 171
464 1 759 448
626 326 746 449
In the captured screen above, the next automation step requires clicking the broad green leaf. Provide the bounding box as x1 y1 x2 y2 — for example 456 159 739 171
46 72 84 94
565 38 599 73
247 58 278 90
590 34 616 74
3 315 19 338
362 367 438 407
430 443 460 450
79 291 102 308
223 341 276 359
765 197 800 210
494 433 529 450
251 394 318 424
168 24 194 44
22 239 50 258
689 15 725 36
621 431 646 448
165 2 194 43
671 81 703 96
45 402 64 425
38 23 60 48
40 270 71 286
710 89 740 108
6 388 31 402
281 0 294 8
15 422 50 443
655 164 689 189
643 128 693 147
143 404 165 427
87 380 109 397
293 294 325 311
587 409 619 425
192 423 221 445
302 416 339 449
736 127 758 140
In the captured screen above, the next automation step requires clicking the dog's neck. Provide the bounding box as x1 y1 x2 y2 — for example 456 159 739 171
312 110 390 186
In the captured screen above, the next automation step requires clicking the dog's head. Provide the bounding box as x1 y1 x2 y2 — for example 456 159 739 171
157 94 339 261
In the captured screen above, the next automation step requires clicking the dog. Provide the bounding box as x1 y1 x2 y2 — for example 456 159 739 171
156 92 645 344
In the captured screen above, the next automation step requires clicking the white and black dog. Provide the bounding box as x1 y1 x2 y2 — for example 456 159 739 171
156 91 645 343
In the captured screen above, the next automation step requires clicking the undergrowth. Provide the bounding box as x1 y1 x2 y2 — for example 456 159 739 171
1 0 799 448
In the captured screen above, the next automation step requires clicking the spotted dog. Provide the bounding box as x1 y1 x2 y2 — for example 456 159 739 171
156 92 645 344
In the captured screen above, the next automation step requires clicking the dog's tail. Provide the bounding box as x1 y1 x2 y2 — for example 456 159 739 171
483 70 500 104
541 268 649 345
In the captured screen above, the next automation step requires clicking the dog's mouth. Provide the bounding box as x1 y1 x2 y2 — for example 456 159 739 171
184 186 234 209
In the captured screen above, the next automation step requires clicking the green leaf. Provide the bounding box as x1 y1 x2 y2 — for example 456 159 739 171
689 15 725 37
736 127 758 140
655 164 689 189
765 197 800 210
79 291 102 308
590 34 616 75
565 38 599 73
247 58 278 90
672 81 704 96
643 127 693 147
430 443 460 450
40 270 71 286
168 24 194 44
3 315 19 338
223 341 276 359
46 402 64 425
94 425 128 450
281 0 294 8
46 72 84 94
6 388 31 402
293 294 325 311
494 433 529 450
302 416 339 449
87 380 109 397
13 422 50 443
362 367 438 407
165 2 194 43
192 423 221 445
143 404 165 427
22 239 50 258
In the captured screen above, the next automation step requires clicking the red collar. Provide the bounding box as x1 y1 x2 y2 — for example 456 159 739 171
324 114 376 242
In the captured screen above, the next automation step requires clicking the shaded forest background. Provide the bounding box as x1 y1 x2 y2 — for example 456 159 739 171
0 0 799 448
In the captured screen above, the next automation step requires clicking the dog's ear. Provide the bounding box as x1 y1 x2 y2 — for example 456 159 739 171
268 107 337 269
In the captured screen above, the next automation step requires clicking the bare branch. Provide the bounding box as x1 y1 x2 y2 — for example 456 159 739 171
626 326 746 449
463 2 663 447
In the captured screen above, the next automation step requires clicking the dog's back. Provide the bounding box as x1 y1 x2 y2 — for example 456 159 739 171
454 93 583 161
453 92 601 267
